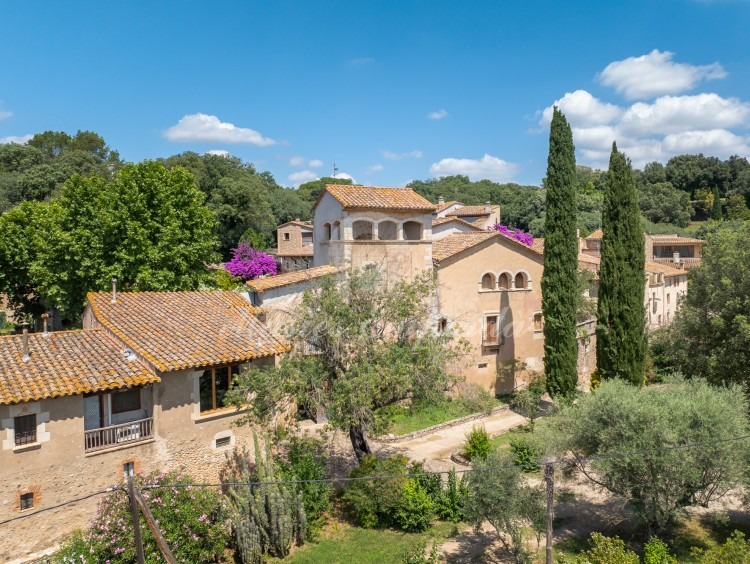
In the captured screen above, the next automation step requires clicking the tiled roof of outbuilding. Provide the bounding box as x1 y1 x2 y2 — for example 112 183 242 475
433 200 462 214
645 262 686 277
0 329 159 405
432 217 485 231
87 291 287 372
648 235 705 245
432 230 543 263
246 265 345 292
319 185 435 211
446 205 498 217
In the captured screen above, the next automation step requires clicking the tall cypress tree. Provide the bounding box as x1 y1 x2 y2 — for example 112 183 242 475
542 108 579 397
596 143 646 385
711 185 722 220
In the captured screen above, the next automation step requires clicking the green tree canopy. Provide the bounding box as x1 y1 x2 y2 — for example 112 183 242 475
228 268 468 459
637 181 692 227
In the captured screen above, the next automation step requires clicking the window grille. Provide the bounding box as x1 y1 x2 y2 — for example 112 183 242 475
14 414 36 446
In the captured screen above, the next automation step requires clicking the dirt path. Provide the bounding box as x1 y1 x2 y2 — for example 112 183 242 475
372 409 528 471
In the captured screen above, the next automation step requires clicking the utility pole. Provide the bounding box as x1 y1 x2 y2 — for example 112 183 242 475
127 477 146 564
544 458 555 564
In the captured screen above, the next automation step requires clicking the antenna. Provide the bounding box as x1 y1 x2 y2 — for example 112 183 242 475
332 162 339 179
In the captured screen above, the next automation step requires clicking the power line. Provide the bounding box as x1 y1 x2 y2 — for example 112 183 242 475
5 433 750 524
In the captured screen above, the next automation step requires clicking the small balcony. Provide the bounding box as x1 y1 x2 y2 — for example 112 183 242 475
84 417 154 453
651 257 702 270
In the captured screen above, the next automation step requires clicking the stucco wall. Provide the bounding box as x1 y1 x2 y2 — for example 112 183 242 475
432 222 481 240
0 361 275 561
435 239 546 394
646 273 688 330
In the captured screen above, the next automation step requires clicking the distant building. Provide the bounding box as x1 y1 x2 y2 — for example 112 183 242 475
276 220 314 272
583 229 704 270
433 196 501 229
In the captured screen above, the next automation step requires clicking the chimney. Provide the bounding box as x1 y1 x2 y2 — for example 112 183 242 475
485 201 491 213
42 313 50 337
22 322 30 362
438 196 445 205
111 277 117 304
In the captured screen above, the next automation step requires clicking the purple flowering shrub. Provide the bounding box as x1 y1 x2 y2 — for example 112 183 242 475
488 223 534 246
54 470 230 563
224 242 278 281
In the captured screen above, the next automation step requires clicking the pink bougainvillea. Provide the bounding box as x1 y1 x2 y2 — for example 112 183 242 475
488 223 534 246
225 242 278 280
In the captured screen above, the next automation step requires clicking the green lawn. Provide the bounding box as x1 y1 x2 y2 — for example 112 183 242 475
490 425 530 450
286 522 459 563
378 397 508 436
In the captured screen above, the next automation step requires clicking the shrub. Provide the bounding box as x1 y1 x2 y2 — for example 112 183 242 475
463 425 491 461
401 539 441 564
456 383 496 414
643 536 677 564
279 434 332 537
509 435 542 473
557 533 639 564
52 471 230 563
230 436 306 563
395 479 434 533
343 454 412 529
691 530 750 563
435 467 466 523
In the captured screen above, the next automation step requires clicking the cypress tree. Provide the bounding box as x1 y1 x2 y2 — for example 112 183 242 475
711 185 722 220
542 107 579 397
596 143 646 385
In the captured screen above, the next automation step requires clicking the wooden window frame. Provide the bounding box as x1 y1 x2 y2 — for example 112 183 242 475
111 388 141 415
199 365 240 413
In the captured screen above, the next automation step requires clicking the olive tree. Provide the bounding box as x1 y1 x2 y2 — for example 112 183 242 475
228 267 468 459
537 377 750 532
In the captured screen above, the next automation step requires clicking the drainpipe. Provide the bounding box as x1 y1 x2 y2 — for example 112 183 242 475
111 277 117 304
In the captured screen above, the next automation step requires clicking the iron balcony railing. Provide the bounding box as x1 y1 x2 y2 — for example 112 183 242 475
84 417 153 452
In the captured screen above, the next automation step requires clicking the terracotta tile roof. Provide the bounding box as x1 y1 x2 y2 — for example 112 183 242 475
648 235 705 245
432 232 497 261
0 329 159 405
277 246 315 257
586 228 603 240
645 262 686 277
531 238 545 254
318 185 435 211
446 205 498 217
577 254 601 266
87 291 287 372
433 200 462 214
432 217 485 231
246 265 345 292
277 220 313 229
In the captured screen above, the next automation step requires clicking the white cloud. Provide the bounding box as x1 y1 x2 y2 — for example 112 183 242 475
599 49 726 99
428 109 448 120
542 90 622 127
308 159 324 168
382 150 423 160
333 172 356 183
662 129 750 158
288 170 318 186
618 93 750 136
0 110 12 120
163 113 275 145
367 164 384 172
0 134 32 145
429 154 519 182
205 149 230 157
289 156 305 166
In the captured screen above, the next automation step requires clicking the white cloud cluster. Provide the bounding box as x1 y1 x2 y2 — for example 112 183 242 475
205 149 230 157
598 49 726 99
290 156 324 168
163 113 275 145
382 150 423 160
308 159 324 168
428 109 448 120
0 134 32 145
429 154 519 183
541 51 749 169
0 110 13 120
288 170 317 186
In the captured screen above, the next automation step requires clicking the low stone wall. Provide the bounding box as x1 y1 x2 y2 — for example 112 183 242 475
372 405 510 444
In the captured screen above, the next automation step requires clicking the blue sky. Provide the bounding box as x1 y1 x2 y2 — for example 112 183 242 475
1 1 749 188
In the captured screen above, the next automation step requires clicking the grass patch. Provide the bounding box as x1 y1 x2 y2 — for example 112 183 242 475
490 425 530 451
286 521 459 563
376 394 508 436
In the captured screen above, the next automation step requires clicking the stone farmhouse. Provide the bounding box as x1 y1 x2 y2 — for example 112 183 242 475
276 220 314 272
433 196 502 228
0 290 286 561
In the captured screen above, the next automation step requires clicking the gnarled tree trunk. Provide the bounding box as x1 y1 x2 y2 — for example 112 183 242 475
349 425 372 461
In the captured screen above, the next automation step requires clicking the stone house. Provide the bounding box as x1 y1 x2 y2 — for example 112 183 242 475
0 290 286 562
433 196 501 228
583 229 705 270
276 220 314 272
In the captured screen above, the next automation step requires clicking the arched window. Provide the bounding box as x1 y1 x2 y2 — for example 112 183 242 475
403 221 422 241
514 272 527 290
498 273 511 290
332 221 340 240
323 223 331 241
481 273 495 290
533 312 543 332
352 220 373 240
378 220 398 240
